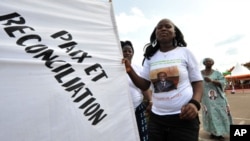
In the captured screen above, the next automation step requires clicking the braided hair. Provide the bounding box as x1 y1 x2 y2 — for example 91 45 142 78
142 22 187 65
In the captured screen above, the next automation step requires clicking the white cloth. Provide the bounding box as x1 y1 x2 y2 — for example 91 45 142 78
141 47 202 115
0 1 141 141
128 64 144 109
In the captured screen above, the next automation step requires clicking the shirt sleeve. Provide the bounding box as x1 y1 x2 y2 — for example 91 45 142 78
140 58 150 81
186 48 203 82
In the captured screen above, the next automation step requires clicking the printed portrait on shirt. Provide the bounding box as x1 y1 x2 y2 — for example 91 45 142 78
150 66 179 93
208 89 217 100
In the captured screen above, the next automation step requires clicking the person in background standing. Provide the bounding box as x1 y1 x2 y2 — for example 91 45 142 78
122 18 203 141
201 57 233 140
121 40 151 141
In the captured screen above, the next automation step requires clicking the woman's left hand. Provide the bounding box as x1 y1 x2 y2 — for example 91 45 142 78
204 77 212 82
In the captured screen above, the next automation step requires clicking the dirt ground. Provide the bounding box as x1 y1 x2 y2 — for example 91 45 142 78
198 91 250 141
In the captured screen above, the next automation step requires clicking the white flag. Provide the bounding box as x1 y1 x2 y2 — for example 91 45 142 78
0 0 139 141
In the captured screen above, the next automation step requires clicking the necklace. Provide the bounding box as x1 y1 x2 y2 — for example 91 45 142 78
202 69 213 76
159 47 177 58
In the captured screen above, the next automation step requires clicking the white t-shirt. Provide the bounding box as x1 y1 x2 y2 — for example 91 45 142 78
141 47 202 115
127 63 144 110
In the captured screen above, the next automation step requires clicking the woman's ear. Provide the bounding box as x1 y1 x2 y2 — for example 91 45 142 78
203 61 206 65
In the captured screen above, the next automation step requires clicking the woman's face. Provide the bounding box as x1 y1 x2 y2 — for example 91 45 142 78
204 58 214 67
155 19 176 43
122 45 133 61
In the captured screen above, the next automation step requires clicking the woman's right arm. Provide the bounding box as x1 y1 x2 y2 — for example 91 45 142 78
123 59 151 91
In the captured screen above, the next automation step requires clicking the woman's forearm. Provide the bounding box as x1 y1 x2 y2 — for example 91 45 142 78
191 81 203 102
127 68 151 91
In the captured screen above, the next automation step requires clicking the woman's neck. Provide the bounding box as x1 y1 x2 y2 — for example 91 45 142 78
159 43 175 52
205 67 212 71
202 68 213 75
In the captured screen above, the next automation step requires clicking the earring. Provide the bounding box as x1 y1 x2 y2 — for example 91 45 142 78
152 40 157 47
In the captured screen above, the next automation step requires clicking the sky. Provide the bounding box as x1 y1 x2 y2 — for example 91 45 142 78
111 0 250 72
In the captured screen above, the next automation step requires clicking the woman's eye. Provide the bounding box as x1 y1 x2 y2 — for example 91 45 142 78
157 24 172 29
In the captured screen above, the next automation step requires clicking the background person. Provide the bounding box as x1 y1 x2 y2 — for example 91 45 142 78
201 57 233 140
123 18 203 141
121 40 151 141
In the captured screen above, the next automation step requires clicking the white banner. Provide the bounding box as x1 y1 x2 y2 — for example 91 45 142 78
0 0 139 141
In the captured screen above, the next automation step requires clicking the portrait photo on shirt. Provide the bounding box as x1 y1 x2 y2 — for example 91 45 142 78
150 66 179 93
208 89 217 100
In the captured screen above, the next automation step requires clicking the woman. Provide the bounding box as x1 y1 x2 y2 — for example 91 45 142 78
123 18 203 141
121 40 151 141
201 58 233 140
